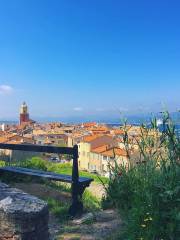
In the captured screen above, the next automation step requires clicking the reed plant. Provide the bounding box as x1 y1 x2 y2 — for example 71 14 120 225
103 112 180 240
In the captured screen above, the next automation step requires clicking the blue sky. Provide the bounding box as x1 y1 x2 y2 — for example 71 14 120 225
0 0 179 120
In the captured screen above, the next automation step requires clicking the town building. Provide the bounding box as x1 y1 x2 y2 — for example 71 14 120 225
19 102 35 125
20 102 29 125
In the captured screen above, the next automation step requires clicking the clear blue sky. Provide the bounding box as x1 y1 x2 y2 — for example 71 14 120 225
0 0 179 120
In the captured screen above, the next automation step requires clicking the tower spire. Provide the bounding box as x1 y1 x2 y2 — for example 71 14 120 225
19 102 29 125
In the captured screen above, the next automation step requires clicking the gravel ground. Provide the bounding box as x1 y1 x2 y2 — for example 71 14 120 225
9 182 121 240
49 209 122 240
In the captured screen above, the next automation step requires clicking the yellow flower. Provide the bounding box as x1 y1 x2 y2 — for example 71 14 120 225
144 217 153 222
141 224 146 228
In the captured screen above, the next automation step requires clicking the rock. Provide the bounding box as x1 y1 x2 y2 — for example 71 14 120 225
72 212 95 225
94 209 119 222
0 182 49 240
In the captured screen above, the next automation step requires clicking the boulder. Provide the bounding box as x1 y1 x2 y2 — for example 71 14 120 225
72 212 95 225
0 182 49 240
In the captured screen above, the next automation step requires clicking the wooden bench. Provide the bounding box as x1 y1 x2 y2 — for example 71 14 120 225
0 143 93 216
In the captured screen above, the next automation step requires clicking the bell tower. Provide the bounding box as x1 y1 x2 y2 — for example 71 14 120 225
20 102 29 125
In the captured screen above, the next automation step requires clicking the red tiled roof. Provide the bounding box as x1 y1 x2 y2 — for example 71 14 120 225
113 129 124 135
82 122 97 128
83 135 100 142
101 147 128 157
92 144 109 153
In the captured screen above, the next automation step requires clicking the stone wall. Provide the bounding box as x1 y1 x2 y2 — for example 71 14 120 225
0 182 49 240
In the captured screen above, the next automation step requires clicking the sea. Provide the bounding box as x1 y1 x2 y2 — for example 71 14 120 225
107 123 180 137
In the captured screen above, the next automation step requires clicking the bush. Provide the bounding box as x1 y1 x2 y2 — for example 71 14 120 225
83 190 101 212
103 112 180 239
21 157 48 171
46 197 69 222
0 160 6 167
47 162 72 174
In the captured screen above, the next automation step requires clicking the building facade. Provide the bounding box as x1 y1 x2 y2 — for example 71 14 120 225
20 102 30 125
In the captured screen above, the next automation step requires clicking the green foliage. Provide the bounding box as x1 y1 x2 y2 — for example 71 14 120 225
0 160 6 167
45 189 100 222
46 197 69 222
79 171 108 184
46 181 71 193
46 161 108 184
0 156 102 219
46 162 72 174
7 154 108 184
103 112 180 239
21 157 48 171
0 157 47 183
83 190 101 212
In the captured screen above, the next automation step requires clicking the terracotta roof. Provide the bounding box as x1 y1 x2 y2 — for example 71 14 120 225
1 135 35 144
91 135 114 150
5 140 23 144
113 129 124 135
83 135 99 143
92 144 109 153
91 127 109 131
17 123 27 130
82 122 97 128
101 147 128 157
89 126 110 134
0 137 8 143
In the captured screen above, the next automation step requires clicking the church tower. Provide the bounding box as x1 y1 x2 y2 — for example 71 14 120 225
20 102 30 125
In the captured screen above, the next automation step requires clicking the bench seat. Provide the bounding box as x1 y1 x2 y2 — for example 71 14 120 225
0 166 93 185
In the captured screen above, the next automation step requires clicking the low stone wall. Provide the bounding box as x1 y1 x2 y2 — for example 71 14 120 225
0 182 49 240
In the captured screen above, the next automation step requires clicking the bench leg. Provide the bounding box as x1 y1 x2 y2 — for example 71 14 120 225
68 187 83 217
68 184 87 217
68 199 83 217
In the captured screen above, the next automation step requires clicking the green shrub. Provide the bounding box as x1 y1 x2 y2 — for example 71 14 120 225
0 160 6 167
47 162 108 184
47 162 72 174
46 197 69 222
22 157 47 171
83 190 101 212
103 112 180 239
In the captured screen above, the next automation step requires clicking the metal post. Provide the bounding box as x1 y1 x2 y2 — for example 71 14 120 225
9 151 12 166
69 144 83 216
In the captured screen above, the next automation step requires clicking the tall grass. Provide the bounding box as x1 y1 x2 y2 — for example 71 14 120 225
8 157 108 184
103 112 180 240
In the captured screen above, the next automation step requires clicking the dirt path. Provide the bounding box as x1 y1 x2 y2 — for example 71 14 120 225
10 182 121 240
50 209 122 240
12 182 71 203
